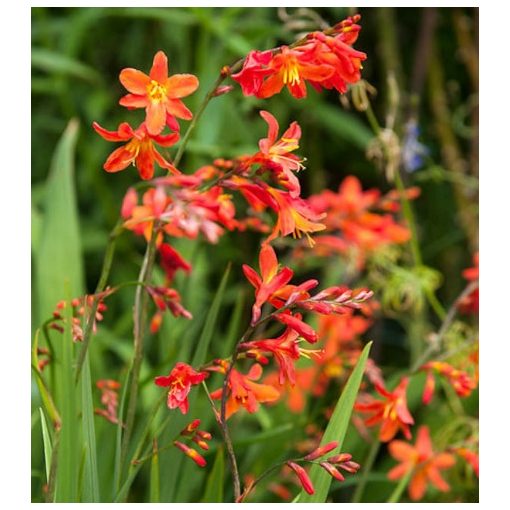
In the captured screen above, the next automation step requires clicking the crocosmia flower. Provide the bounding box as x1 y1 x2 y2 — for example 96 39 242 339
242 243 294 325
252 110 304 197
388 426 456 501
93 121 180 180
119 50 199 135
210 363 280 419
355 377 414 442
155 362 207 414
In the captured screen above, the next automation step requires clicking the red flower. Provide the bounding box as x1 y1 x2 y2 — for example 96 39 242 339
258 45 334 99
242 243 294 325
420 361 477 404
210 363 280 419
231 50 274 96
355 377 414 442
252 111 304 197
159 243 192 282
458 252 479 314
240 327 321 386
119 50 199 135
93 121 179 180
154 362 206 414
388 426 456 501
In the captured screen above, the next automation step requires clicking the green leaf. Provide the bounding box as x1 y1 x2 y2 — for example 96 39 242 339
55 292 80 502
36 119 84 324
298 341 372 503
32 48 102 83
191 263 231 367
80 353 100 502
150 440 160 503
201 447 225 503
39 408 53 485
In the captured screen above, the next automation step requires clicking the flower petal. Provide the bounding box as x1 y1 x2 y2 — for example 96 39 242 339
93 121 133 142
165 98 193 120
146 102 167 135
150 50 168 82
166 74 199 98
104 146 135 172
119 93 148 109
119 68 150 94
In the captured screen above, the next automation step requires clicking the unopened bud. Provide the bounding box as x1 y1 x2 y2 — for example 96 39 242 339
319 462 345 481
287 461 314 495
327 453 352 464
213 85 234 97
180 419 201 436
338 460 360 473
304 441 339 461
173 441 207 467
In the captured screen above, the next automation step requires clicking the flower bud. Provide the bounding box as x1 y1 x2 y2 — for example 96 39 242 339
304 441 339 461
287 461 314 495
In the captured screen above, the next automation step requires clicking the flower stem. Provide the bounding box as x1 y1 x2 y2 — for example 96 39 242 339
120 221 160 472
351 439 381 502
386 465 413 503
75 218 124 382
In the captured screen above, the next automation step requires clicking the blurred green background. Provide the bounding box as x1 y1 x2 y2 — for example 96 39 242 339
31 7 478 502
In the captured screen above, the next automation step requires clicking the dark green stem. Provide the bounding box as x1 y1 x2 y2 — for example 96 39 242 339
120 221 160 473
75 219 124 382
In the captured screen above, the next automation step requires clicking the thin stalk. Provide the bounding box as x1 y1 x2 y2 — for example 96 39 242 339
75 219 124 381
351 439 381 503
120 221 160 472
410 280 478 373
387 465 413 503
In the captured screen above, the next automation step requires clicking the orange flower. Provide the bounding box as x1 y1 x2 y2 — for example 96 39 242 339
252 111 304 197
458 252 479 314
210 363 280 419
388 426 456 501
242 243 294 325
240 327 321 385
154 363 207 414
93 121 179 180
266 187 326 246
119 50 199 135
355 377 414 442
420 361 477 404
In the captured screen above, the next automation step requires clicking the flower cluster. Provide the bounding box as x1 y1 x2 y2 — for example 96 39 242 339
232 15 366 99
50 293 110 342
95 379 122 425
302 175 420 267
94 51 199 180
172 419 213 468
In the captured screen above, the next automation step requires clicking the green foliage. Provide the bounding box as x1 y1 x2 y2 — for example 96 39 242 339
299 342 372 503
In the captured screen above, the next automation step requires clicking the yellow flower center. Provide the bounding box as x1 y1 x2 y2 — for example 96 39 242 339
147 80 167 103
282 61 301 86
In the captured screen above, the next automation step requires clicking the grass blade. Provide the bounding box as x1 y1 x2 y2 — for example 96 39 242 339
54 292 79 502
150 439 160 503
298 341 372 503
39 408 53 484
80 352 100 501
201 447 225 503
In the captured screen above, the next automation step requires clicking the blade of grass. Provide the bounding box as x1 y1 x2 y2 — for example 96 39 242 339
113 366 131 499
80 352 100 502
54 291 79 502
150 439 160 503
39 408 53 485
201 447 225 503
32 48 102 84
298 341 372 503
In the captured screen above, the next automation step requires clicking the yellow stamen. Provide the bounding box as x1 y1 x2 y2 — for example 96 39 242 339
147 79 167 103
